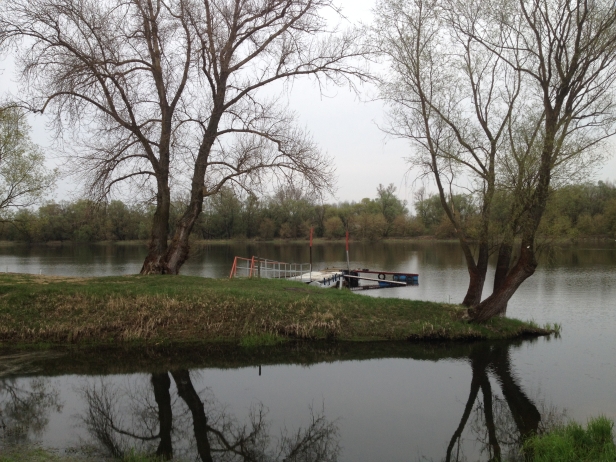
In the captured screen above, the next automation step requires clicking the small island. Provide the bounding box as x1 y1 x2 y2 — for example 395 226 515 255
0 273 553 349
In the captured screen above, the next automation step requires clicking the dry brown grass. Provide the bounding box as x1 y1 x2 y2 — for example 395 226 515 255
0 273 551 346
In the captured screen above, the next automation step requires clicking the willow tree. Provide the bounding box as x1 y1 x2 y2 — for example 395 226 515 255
375 0 616 321
373 0 523 307
0 0 366 274
470 0 616 321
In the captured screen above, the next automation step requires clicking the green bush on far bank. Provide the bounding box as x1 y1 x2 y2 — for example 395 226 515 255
524 416 616 462
3 180 614 244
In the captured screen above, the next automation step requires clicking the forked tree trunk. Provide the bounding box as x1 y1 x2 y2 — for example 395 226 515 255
139 182 202 275
462 242 489 307
140 96 225 275
163 198 203 274
141 178 172 274
491 238 514 317
473 110 555 322
463 175 495 307
159 124 217 274
493 240 513 293
471 244 537 322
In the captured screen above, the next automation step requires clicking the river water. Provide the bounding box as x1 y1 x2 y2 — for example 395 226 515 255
1 241 615 461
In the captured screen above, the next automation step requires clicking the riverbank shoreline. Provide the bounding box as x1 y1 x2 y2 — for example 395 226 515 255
1 235 614 247
0 237 455 246
3 415 614 462
0 273 553 348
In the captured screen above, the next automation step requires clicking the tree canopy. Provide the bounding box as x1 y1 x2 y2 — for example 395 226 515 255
0 106 56 218
374 0 616 320
0 0 367 273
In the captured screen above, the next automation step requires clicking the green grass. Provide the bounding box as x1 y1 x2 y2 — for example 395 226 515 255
0 273 551 347
524 416 616 461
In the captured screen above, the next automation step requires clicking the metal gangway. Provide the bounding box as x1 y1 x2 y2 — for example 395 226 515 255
229 256 312 282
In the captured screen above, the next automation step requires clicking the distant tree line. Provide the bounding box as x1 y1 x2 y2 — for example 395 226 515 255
416 181 616 241
1 182 615 243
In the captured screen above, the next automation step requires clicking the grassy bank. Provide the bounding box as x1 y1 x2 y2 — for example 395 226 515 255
0 273 551 347
3 417 614 462
523 416 616 461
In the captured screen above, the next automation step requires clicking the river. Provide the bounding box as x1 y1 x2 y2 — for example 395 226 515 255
1 241 615 461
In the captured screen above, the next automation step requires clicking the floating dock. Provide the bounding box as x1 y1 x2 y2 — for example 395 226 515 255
230 256 418 290
347 269 419 290
334 268 418 290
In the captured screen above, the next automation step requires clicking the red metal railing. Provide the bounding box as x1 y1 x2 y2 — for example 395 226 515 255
229 256 311 281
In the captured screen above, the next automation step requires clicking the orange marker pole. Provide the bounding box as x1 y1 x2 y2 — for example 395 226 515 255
345 231 350 273
229 256 237 278
309 227 313 280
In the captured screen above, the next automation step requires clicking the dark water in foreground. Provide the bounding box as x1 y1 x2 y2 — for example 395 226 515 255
1 241 615 460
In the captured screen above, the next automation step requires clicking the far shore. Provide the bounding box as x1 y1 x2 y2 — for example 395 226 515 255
0 273 555 349
0 235 614 248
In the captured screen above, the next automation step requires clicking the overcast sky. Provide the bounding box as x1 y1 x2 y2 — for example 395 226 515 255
1 0 615 207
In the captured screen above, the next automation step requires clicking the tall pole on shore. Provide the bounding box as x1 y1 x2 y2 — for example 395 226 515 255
309 227 313 280
346 231 350 273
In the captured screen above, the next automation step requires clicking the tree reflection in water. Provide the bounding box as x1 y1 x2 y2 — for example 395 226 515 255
0 377 62 446
445 343 563 462
78 369 340 461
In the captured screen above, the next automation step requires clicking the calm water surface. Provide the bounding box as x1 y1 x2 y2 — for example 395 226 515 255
1 241 615 461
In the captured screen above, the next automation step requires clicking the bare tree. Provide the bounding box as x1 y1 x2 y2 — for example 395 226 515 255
78 370 340 461
468 0 616 321
0 0 367 274
374 0 616 321
373 0 523 307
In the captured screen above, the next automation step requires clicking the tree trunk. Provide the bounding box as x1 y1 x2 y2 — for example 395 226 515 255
462 242 489 306
480 376 501 462
140 87 227 275
141 178 171 274
491 238 514 317
151 372 173 460
163 201 202 274
471 244 536 322
446 368 481 462
171 370 214 462
493 241 512 293
489 346 541 439
446 346 492 462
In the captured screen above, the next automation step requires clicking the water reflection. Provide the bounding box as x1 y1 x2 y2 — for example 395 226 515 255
78 369 339 461
0 341 575 461
0 376 62 445
2 241 614 278
445 342 564 462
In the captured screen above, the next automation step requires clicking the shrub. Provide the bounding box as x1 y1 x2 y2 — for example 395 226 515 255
523 416 616 462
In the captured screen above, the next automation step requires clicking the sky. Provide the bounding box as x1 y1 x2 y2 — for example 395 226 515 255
1 0 615 208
